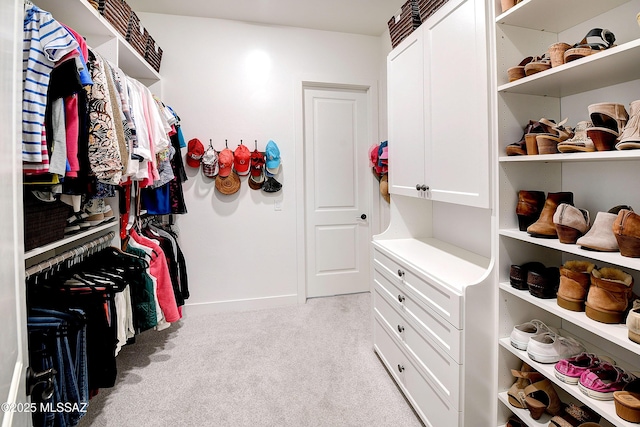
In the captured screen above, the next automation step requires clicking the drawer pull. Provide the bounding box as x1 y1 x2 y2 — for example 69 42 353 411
397 295 405 303
397 364 405 373
397 325 405 333
397 269 405 277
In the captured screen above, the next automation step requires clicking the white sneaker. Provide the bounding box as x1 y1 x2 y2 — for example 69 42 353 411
84 198 106 226
527 332 585 364
510 319 558 351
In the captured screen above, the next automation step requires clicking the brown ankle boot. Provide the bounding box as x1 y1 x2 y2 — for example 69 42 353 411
586 267 635 324
527 192 574 238
557 261 595 312
516 190 546 231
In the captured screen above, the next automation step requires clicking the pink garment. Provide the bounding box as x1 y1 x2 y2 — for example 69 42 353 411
130 229 180 322
63 25 89 63
65 94 79 177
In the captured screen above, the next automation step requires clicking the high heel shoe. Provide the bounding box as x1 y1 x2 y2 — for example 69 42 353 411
507 362 544 409
587 102 629 151
523 378 562 419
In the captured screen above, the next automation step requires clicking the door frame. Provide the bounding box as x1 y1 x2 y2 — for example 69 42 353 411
294 77 380 304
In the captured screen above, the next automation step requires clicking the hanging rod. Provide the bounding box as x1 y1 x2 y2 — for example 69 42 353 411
25 231 116 280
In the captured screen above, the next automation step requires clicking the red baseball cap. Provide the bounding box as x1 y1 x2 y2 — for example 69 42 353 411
234 144 251 176
186 138 205 168
218 148 234 177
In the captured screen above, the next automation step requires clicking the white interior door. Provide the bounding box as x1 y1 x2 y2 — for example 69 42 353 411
304 87 371 298
1 1 30 426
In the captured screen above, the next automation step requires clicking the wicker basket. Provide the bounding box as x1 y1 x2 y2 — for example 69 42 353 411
145 35 163 72
388 0 421 48
126 11 148 57
23 193 71 252
98 0 131 38
417 0 449 23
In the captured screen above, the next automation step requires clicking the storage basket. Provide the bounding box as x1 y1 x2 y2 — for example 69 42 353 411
126 11 149 57
144 35 163 72
417 0 449 23
23 192 71 252
97 0 131 38
388 0 422 48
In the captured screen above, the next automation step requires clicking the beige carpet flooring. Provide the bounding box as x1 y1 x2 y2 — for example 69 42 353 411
77 292 424 427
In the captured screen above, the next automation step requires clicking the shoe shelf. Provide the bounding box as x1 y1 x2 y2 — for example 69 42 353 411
499 337 636 427
497 392 553 426
500 283 638 354
497 37 640 98
499 229 640 273
495 0 629 33
499 150 640 163
24 221 118 261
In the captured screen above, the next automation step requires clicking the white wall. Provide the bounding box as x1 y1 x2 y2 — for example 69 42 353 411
138 13 391 310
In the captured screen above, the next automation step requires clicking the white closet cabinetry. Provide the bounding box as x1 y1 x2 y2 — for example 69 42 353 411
388 0 490 209
24 0 161 264
495 0 640 426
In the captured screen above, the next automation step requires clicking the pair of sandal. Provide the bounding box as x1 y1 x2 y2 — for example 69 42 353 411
506 28 615 83
558 103 630 152
507 362 562 420
505 118 558 156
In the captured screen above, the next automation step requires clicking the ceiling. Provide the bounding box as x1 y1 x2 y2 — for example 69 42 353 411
125 0 407 36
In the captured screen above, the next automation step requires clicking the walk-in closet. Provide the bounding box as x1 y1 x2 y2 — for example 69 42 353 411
2 0 640 426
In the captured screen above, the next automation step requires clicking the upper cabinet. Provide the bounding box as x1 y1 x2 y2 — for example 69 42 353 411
387 0 491 209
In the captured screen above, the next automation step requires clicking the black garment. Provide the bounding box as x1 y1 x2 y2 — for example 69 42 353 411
168 131 187 214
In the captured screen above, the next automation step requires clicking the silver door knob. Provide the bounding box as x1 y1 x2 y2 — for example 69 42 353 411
360 214 367 220
397 295 405 303
397 325 405 333
421 185 429 191
397 364 405 373
397 269 404 277
415 184 421 191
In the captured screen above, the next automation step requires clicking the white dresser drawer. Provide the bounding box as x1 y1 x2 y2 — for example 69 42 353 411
374 268 463 362
373 316 459 427
373 248 463 329
374 284 462 409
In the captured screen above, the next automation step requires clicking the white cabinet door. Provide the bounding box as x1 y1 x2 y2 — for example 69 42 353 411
388 28 427 198
424 0 490 208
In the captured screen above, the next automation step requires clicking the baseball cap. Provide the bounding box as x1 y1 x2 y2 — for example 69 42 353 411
249 149 265 190
234 144 251 176
218 148 234 177
186 138 205 168
265 140 281 174
202 146 218 178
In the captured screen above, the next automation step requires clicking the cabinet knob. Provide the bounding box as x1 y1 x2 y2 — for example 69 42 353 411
397 269 404 277
397 364 405 373
416 184 421 191
397 325 405 333
421 185 429 191
397 294 405 303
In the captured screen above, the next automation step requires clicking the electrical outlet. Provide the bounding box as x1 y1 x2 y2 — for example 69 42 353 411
274 200 282 211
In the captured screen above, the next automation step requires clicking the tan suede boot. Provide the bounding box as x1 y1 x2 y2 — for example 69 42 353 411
527 192 574 238
586 268 635 324
613 209 640 257
557 261 596 312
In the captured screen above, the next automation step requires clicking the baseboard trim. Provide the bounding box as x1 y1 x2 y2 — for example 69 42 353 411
182 294 299 316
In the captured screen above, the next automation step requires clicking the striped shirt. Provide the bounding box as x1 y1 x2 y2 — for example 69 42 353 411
22 5 78 163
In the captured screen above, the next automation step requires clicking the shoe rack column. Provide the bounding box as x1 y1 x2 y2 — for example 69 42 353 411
494 0 640 426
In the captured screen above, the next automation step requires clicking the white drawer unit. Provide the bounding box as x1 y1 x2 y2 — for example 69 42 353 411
371 239 491 427
374 283 462 408
373 315 459 427
374 248 463 329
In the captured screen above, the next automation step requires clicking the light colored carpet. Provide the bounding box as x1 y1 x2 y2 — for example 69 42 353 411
78 292 423 427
